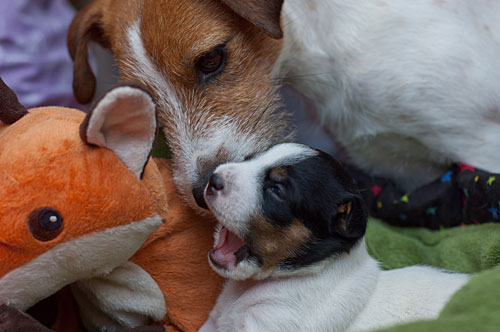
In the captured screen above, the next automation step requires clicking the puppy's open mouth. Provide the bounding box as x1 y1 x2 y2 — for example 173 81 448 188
209 224 249 271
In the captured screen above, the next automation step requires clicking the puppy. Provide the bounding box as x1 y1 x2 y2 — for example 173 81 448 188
69 0 500 210
199 143 469 332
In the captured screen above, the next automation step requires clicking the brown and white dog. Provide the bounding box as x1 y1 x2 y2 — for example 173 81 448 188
69 0 500 211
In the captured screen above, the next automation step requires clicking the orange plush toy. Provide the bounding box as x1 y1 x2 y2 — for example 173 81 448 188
0 78 223 332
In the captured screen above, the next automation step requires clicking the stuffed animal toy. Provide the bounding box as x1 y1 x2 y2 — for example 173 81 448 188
0 77 223 332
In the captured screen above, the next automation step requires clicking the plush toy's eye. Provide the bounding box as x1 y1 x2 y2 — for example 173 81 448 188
28 208 64 241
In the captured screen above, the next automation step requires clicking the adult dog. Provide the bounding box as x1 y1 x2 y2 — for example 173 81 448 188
69 0 500 210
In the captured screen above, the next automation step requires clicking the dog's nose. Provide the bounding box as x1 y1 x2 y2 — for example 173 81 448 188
192 185 209 210
192 157 226 209
207 174 225 195
192 164 219 209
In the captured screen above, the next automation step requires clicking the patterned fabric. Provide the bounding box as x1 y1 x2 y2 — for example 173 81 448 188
0 0 79 108
351 164 500 230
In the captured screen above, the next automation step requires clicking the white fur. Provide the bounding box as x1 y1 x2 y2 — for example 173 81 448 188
0 215 162 311
200 241 469 332
277 0 500 190
207 143 317 236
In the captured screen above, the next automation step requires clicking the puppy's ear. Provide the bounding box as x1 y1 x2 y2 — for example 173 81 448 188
80 83 157 179
331 197 367 240
67 0 110 105
220 0 284 39
0 77 28 124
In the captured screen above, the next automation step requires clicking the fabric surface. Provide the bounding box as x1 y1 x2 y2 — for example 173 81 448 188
366 219 500 332
353 164 500 229
0 0 79 108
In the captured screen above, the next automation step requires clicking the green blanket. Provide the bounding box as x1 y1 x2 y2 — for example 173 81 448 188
365 219 500 332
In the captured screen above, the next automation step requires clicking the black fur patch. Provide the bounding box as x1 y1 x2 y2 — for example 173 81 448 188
259 150 368 270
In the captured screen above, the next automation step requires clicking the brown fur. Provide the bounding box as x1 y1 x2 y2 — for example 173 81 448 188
137 0 287 160
248 217 312 271
337 201 353 234
269 166 288 182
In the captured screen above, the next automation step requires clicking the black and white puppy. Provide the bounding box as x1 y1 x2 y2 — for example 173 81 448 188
199 143 469 332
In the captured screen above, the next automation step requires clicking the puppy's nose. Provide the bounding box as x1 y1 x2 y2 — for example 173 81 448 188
206 174 225 195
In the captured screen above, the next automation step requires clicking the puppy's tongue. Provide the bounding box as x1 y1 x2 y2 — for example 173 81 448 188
210 226 247 270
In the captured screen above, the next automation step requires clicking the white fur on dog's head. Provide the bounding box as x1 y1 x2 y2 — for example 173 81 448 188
204 143 367 280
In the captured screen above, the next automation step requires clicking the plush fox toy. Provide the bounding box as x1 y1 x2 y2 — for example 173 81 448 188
0 78 223 332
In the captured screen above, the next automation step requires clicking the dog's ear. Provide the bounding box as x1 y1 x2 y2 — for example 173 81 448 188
331 197 367 240
0 77 28 125
80 83 157 179
219 0 284 39
67 1 110 105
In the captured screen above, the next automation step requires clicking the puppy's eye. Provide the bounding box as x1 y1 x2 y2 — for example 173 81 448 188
268 184 285 200
28 208 64 242
196 45 226 83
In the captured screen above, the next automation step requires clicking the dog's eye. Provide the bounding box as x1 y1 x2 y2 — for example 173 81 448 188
268 184 285 200
196 45 226 83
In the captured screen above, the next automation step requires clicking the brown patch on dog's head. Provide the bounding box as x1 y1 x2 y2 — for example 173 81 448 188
137 0 284 115
269 166 288 183
247 216 312 271
336 201 352 234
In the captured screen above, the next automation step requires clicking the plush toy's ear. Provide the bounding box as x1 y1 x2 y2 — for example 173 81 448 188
219 0 284 39
80 83 157 179
0 77 28 124
67 0 110 104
